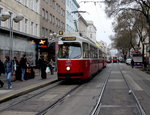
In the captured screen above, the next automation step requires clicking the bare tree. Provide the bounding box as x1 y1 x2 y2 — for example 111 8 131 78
104 0 150 46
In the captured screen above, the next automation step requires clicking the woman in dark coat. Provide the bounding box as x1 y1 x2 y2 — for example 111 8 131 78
38 56 47 79
0 59 5 88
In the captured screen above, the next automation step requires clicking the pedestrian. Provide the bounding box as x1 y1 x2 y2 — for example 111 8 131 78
143 58 147 69
4 56 13 89
131 59 134 68
13 57 19 81
20 54 27 81
0 59 5 88
49 58 55 75
38 56 47 79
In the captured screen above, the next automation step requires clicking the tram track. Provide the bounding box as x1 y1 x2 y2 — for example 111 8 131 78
38 64 110 115
37 84 82 115
0 80 62 112
90 69 111 115
90 63 146 115
120 68 146 115
0 80 83 115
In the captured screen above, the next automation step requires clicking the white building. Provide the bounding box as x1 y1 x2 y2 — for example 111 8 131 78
86 21 97 43
78 14 88 37
97 41 107 55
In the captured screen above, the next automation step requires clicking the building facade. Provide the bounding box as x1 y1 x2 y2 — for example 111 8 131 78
0 0 66 64
86 21 97 43
40 0 66 38
0 0 40 65
78 14 88 37
66 0 79 33
39 0 66 60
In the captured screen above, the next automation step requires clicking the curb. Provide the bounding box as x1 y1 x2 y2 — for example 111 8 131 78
0 79 58 104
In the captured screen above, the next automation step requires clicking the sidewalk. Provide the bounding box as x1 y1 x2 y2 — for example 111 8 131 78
0 69 58 103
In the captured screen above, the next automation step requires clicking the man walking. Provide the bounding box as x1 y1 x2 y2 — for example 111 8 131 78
4 56 13 89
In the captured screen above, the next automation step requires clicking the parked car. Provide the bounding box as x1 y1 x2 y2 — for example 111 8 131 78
126 58 132 65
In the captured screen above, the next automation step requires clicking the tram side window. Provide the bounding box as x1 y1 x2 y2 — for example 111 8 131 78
99 50 102 58
90 45 95 58
83 42 89 58
94 47 98 58
89 45 92 58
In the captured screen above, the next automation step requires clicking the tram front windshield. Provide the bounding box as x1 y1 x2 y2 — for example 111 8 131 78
58 42 81 59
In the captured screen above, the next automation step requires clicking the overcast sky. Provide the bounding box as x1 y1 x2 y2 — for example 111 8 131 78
76 0 114 46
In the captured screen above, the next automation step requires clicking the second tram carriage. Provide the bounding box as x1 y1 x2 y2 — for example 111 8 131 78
131 50 142 67
111 56 118 63
57 33 106 81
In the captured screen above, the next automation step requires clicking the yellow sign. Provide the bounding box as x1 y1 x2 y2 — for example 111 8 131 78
39 40 46 44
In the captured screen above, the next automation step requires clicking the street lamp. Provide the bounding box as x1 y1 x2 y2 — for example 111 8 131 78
0 12 24 58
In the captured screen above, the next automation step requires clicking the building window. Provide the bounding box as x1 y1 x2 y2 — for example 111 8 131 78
24 0 27 6
50 0 52 6
90 34 92 38
45 11 48 20
25 19 28 33
35 24 38 36
49 14 52 23
45 28 48 37
42 27 45 37
42 8 45 19
34 0 38 12
30 0 33 10
31 22 34 35
52 16 55 25
17 22 21 31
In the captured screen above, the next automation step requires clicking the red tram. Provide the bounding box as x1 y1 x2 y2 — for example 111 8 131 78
57 33 106 80
111 56 118 63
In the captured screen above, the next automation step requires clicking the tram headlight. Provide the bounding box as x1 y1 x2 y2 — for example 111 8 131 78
66 66 71 71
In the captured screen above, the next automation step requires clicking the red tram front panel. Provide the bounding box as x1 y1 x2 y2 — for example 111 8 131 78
57 60 91 80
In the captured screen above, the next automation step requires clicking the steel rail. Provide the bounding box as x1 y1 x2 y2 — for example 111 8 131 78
90 70 111 115
0 80 61 112
120 66 146 115
37 84 82 115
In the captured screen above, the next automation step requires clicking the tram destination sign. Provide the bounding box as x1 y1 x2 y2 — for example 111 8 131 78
61 37 76 41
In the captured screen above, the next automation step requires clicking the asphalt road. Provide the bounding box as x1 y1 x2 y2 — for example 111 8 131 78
0 63 150 115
